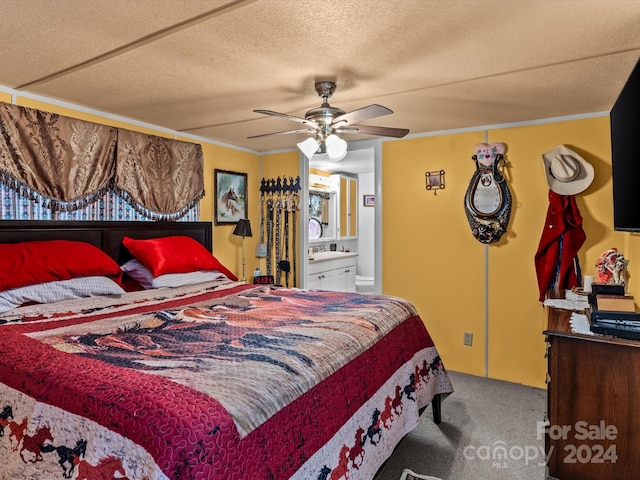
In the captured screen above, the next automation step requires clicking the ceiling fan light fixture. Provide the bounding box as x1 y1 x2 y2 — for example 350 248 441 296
251 80 409 147
297 137 320 160
325 134 347 161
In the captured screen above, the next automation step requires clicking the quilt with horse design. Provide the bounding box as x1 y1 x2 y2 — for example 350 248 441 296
0 281 453 480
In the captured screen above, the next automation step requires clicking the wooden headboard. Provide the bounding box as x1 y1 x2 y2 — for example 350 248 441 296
0 221 213 264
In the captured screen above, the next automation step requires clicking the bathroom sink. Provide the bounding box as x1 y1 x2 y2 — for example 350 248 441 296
309 251 358 261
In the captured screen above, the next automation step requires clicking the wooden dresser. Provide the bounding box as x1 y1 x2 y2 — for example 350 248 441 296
544 307 640 479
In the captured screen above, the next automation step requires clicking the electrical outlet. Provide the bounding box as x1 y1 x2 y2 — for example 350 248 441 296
463 332 473 346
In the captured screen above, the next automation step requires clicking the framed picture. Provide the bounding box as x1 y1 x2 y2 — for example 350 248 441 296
363 194 375 207
214 169 247 225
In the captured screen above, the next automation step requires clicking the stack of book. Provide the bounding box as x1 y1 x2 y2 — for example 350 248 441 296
595 294 635 312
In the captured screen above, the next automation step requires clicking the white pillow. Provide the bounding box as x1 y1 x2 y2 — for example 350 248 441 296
0 276 126 314
120 259 224 289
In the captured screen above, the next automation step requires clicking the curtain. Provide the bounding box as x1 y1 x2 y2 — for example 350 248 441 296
0 102 204 221
115 129 204 220
0 102 116 211
0 184 199 221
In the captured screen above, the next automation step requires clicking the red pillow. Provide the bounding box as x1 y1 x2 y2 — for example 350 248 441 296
0 240 122 292
122 236 238 281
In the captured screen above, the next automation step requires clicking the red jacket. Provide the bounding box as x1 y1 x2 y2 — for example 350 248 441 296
535 190 586 301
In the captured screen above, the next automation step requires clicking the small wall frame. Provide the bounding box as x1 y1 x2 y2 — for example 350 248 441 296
426 170 446 194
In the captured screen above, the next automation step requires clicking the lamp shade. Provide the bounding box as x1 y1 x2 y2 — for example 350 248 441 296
232 218 252 237
325 134 348 160
297 137 320 160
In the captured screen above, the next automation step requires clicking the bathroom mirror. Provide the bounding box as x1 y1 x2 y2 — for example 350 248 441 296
309 189 337 242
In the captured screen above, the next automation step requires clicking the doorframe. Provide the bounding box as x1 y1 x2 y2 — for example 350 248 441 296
299 138 382 294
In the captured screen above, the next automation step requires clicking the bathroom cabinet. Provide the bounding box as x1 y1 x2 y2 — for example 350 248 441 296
307 253 357 292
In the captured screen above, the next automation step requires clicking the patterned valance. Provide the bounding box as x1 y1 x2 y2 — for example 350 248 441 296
0 102 204 220
115 130 204 220
0 102 116 211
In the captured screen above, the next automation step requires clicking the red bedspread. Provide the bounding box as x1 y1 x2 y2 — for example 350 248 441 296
0 282 453 479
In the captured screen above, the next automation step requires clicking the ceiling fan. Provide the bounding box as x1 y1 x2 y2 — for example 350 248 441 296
248 81 409 160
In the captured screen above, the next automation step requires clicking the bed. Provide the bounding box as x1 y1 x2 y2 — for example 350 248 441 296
0 220 453 480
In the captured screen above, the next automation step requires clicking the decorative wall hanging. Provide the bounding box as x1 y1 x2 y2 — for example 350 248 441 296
463 142 512 244
258 176 301 287
425 170 445 195
214 169 247 225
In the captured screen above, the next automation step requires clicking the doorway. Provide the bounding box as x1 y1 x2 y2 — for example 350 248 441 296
299 138 382 294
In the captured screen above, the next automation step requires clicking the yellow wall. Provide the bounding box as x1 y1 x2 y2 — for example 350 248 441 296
626 237 640 299
383 131 487 378
310 167 332 176
193 142 260 280
261 151 300 187
383 116 624 388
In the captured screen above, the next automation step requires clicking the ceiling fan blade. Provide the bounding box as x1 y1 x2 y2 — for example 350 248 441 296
247 128 316 139
254 110 319 129
332 104 392 127
338 124 409 138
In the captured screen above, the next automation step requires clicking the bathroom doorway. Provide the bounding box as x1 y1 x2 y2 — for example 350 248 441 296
299 139 382 294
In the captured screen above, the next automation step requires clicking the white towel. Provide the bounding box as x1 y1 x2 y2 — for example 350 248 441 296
569 312 594 335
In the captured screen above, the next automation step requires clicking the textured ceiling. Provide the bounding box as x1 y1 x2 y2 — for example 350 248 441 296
1 0 640 153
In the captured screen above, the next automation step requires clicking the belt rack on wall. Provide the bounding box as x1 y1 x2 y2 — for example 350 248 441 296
258 176 301 287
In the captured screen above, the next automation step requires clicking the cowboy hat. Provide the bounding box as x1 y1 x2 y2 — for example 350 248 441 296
542 145 594 195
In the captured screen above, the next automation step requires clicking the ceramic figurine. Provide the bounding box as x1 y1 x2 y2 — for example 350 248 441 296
595 248 629 285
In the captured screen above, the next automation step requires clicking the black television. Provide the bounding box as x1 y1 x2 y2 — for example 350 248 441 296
611 57 640 231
